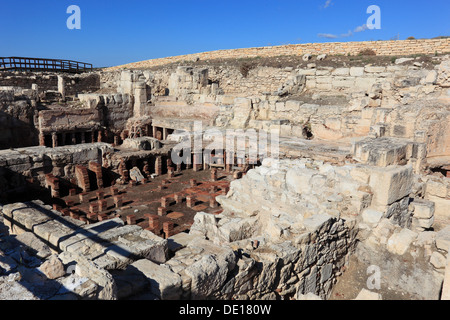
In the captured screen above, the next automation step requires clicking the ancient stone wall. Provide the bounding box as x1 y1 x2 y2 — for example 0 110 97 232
0 72 100 96
107 39 450 71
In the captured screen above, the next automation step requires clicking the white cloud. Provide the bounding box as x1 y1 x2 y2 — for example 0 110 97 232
318 33 339 39
319 23 370 40
323 0 333 9
354 24 369 33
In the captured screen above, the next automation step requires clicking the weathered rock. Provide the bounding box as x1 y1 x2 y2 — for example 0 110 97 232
39 255 65 280
387 229 418 255
185 255 229 300
354 288 382 300
436 226 450 252
129 259 182 300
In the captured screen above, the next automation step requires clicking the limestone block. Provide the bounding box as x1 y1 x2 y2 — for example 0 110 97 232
129 259 182 300
369 165 413 206
350 67 365 77
442 253 450 300
426 180 448 198
426 196 450 221
387 228 418 255
185 255 229 300
354 289 382 300
362 209 383 225
430 252 446 269
436 226 450 252
412 199 435 219
364 66 386 73
286 168 315 195
302 214 333 233
332 68 350 76
59 251 117 300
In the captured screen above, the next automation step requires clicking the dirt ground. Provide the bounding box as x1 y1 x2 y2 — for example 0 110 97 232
137 52 443 73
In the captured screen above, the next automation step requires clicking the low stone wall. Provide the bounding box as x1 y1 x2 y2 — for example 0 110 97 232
107 39 450 71
0 143 114 201
0 72 100 96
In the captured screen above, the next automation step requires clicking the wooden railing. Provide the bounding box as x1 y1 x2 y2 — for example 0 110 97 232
0 57 93 73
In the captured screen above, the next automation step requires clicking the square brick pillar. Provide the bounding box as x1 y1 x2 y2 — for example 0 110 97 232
126 215 136 225
155 156 162 176
209 197 218 208
52 133 58 148
89 203 99 214
190 179 197 187
75 165 91 192
211 168 218 182
146 214 160 233
193 153 202 172
174 193 183 204
158 207 167 216
167 167 175 179
163 221 174 239
39 133 46 147
89 161 104 189
98 199 108 212
114 196 123 208
161 196 168 208
186 195 195 208
110 186 119 196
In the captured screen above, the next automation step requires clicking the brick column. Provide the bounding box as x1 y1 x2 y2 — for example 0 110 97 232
193 153 202 172
126 215 136 225
158 207 167 216
211 168 218 182
98 199 108 212
155 156 162 176
52 132 58 148
167 167 174 178
186 195 195 208
163 221 174 239
174 193 183 204
75 165 91 192
114 195 123 208
146 214 160 233
39 133 46 147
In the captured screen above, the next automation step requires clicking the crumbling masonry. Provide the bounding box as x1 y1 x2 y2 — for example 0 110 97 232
0 39 450 300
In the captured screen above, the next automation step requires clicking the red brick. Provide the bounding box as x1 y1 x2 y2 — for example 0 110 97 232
65 200 74 207
69 189 77 196
190 179 197 187
174 193 184 204
98 199 108 212
79 192 89 203
158 207 167 216
110 186 119 196
98 213 108 221
126 215 136 225
96 191 105 200
186 195 195 208
114 196 123 208
89 203 99 214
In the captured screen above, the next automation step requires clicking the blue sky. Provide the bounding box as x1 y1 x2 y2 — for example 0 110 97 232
1 0 449 67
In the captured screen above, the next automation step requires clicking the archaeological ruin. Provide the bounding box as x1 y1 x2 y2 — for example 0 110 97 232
0 39 449 301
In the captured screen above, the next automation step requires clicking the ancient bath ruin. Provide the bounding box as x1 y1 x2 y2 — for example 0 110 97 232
0 39 449 301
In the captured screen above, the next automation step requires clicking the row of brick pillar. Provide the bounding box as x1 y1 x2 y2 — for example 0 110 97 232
39 130 106 148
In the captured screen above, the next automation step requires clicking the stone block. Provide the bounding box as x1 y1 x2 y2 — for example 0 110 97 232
362 209 383 225
369 165 413 206
387 228 418 255
436 226 450 252
129 259 182 300
412 199 435 219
